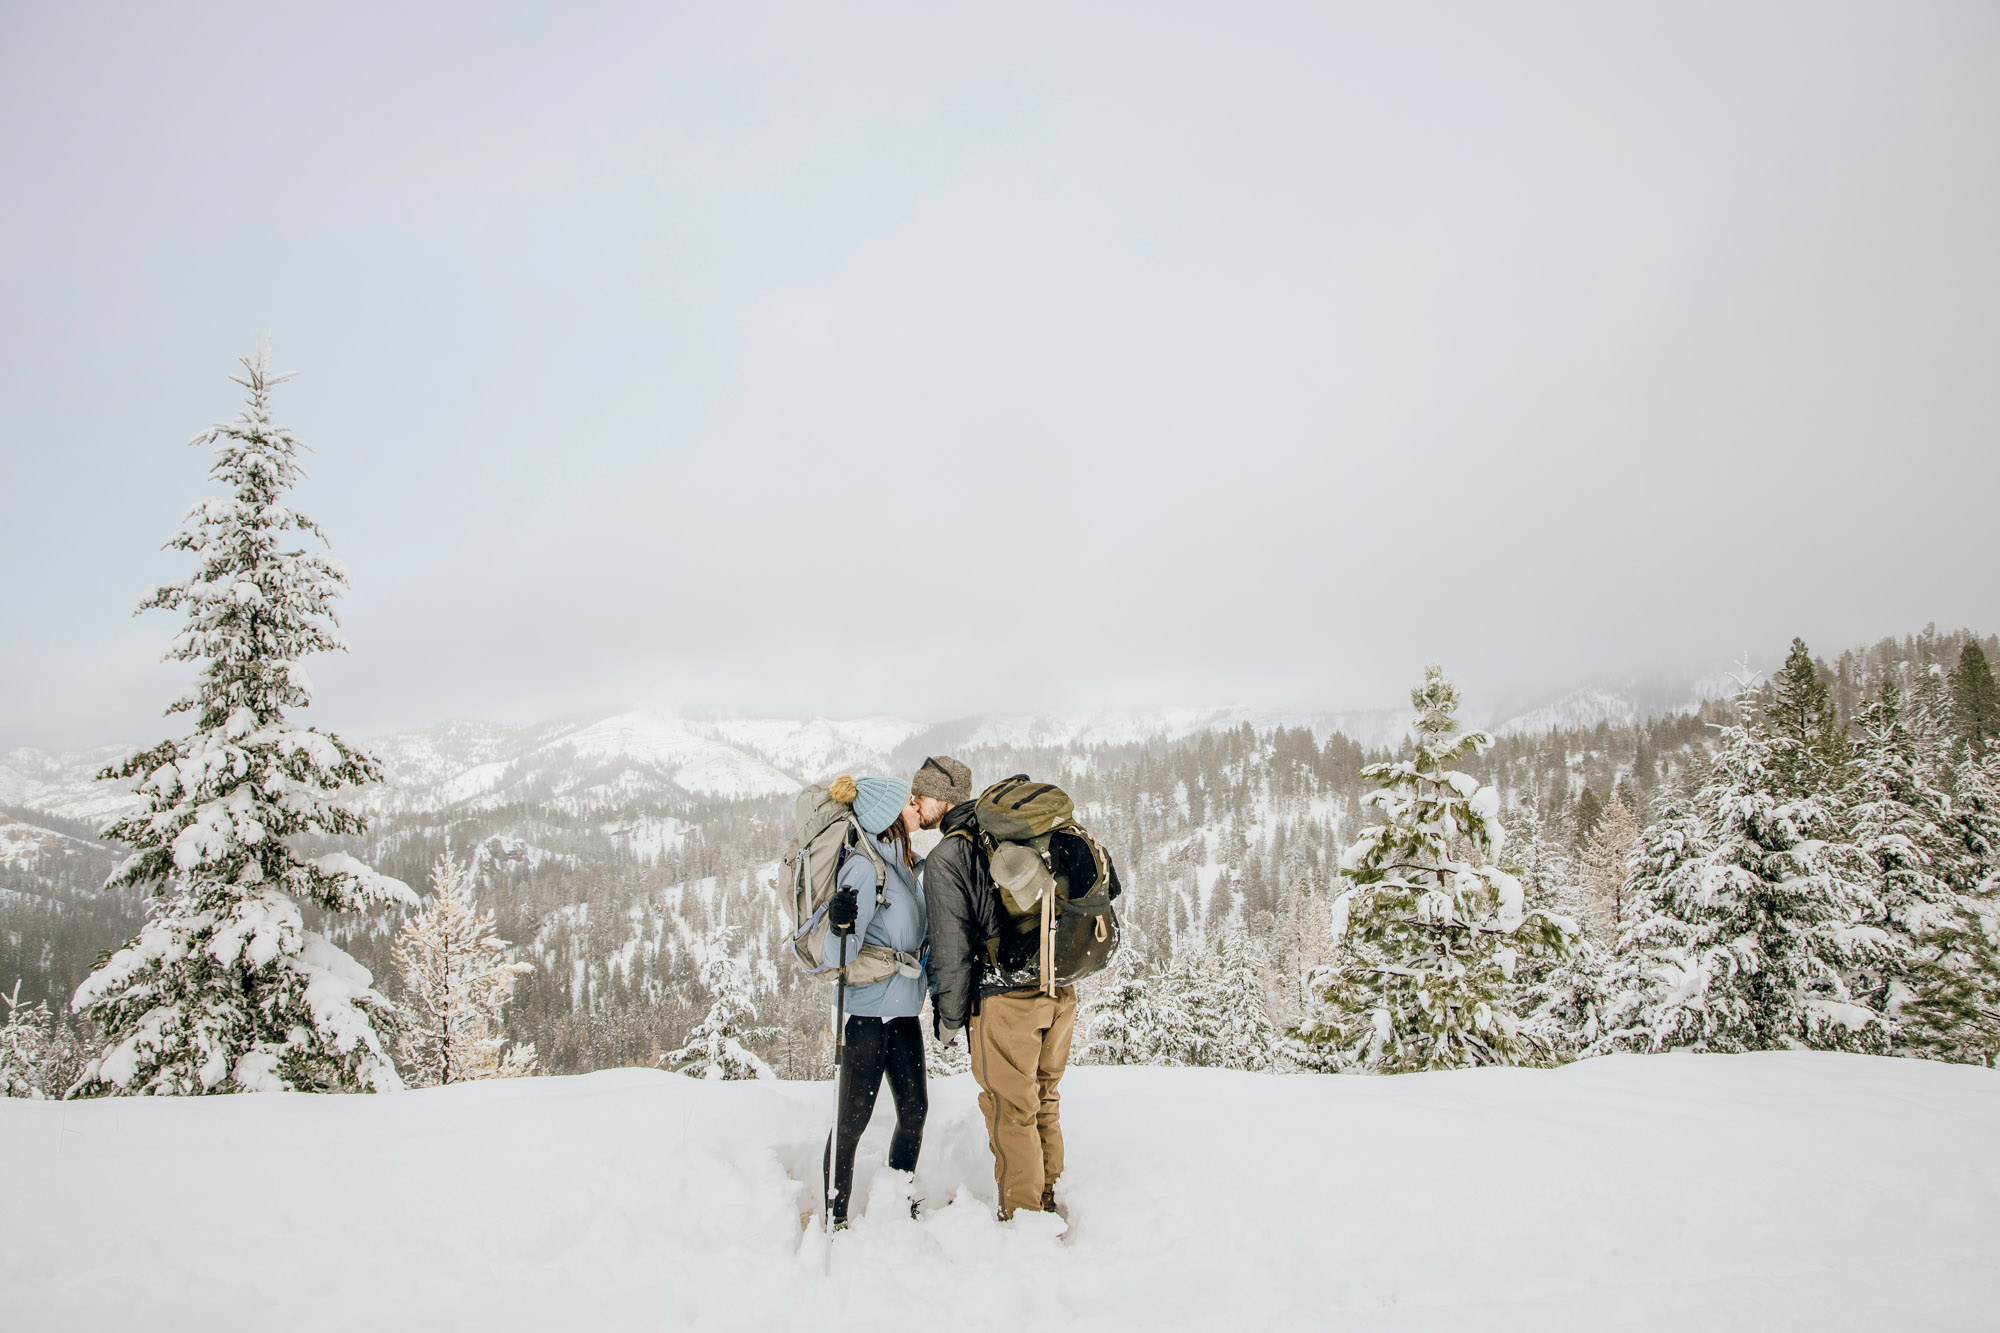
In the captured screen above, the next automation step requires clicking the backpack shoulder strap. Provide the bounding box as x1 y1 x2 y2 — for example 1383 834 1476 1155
842 816 889 906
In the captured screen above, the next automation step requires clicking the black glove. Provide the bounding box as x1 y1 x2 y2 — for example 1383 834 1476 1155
933 1012 962 1045
828 889 859 932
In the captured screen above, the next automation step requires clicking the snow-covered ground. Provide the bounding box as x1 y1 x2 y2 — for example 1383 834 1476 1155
3 1054 1995 1331
3 1056 2000 1320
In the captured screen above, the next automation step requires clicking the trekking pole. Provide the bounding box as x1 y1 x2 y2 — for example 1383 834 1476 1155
824 919 849 1246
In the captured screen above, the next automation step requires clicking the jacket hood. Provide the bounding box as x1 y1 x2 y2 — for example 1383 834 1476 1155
939 800 980 838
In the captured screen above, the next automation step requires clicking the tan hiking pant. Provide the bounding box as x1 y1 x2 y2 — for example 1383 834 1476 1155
969 985 1076 1217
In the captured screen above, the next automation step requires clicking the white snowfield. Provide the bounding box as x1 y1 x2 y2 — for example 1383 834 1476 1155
2 1054 1994 1332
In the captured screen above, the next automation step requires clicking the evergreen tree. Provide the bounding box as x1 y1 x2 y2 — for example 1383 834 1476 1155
1 981 50 1098
1080 946 1161 1066
1846 679 1960 1043
392 847 537 1086
1950 642 2000 758
661 925 772 1080
1904 662 1958 769
1946 747 2000 892
1573 786 1605 849
1578 791 1640 946
1762 637 1846 799
1269 844 1332 1026
73 347 413 1095
1895 746 2000 1064
1296 667 1565 1072
1507 810 1608 1061
1202 929 1284 1071
1152 944 1218 1067
1596 724 1886 1054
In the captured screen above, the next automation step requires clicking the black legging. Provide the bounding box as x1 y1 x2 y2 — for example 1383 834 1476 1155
823 1014 928 1222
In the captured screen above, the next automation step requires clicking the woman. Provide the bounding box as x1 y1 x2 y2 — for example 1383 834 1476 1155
822 773 929 1228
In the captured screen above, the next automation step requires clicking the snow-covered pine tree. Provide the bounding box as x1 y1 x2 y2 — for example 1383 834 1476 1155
1080 944 1161 1066
661 925 772 1080
1296 666 1565 1072
1904 662 1959 775
73 346 413 1095
1596 722 1887 1054
1205 928 1284 1071
1508 808 1607 1062
1 981 50 1098
1578 791 1639 946
1763 638 1848 800
1269 840 1333 1026
1846 680 1964 1047
1891 741 2000 1065
1947 745 2000 890
1152 942 1217 1067
392 846 537 1086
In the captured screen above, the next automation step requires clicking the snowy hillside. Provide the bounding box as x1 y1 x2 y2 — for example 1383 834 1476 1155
4 1053 1993 1331
0 816 105 876
0 745 141 824
2 683 1739 826
956 706 1416 753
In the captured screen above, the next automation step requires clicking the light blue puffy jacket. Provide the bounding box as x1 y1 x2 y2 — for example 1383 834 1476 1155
830 832 928 1019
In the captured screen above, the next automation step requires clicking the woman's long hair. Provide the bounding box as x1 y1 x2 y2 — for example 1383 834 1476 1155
876 815 918 871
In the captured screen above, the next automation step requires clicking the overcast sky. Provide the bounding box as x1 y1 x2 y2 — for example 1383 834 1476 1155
2 1 1996 749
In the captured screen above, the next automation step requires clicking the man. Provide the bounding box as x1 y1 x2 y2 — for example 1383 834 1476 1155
907 753 967 836
915 754 1075 1224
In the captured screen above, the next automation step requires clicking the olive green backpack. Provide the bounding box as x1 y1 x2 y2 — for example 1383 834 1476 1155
950 775 1123 992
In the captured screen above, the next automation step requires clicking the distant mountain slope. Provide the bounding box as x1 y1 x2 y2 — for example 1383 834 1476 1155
950 707 1416 754
1487 673 1744 738
0 746 138 825
3 678 1739 825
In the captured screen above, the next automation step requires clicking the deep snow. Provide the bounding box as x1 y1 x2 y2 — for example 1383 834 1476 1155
3 1054 1995 1331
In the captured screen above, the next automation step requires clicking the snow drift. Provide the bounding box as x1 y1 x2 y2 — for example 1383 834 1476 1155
3 1054 1995 1331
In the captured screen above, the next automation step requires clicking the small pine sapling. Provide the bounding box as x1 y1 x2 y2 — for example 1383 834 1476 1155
1 981 50 1099
661 925 772 1081
392 847 537 1086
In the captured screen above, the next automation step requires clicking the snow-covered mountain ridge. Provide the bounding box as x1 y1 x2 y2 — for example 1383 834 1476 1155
0 677 1728 823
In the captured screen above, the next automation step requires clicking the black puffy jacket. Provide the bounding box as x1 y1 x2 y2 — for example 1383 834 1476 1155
923 802 1013 1027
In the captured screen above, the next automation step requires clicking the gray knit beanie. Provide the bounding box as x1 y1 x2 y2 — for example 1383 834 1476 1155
910 754 972 805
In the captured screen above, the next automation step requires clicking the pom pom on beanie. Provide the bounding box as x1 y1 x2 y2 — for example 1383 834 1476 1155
829 774 858 804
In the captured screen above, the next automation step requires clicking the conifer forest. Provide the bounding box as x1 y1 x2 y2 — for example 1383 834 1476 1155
4 362 1994 1098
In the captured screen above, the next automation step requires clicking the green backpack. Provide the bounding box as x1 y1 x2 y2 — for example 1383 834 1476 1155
782 779 922 986
955 775 1123 993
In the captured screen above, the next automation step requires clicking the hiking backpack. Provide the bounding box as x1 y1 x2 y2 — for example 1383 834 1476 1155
782 778 922 986
952 775 1122 992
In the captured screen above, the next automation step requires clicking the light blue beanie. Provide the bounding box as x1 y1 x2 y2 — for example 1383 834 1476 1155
851 775 911 836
